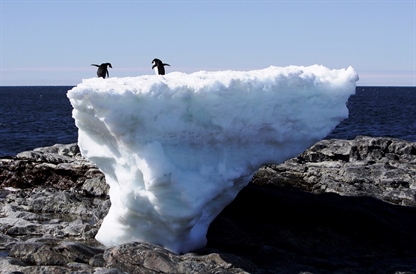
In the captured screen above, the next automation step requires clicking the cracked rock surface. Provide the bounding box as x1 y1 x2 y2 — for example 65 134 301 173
1 137 416 273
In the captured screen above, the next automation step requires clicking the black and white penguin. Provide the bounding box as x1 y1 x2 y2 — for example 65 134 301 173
151 58 170 75
91 63 112 78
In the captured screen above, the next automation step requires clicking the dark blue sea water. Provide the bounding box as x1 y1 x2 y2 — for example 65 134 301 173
0 86 415 157
327 86 416 141
0 86 78 157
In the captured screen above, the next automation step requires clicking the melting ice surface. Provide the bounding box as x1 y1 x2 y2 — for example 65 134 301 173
67 65 358 254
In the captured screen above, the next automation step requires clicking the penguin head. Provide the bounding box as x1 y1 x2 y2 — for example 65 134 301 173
152 58 162 65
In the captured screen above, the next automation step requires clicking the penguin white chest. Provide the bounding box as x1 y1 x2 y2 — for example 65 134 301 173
152 61 159 75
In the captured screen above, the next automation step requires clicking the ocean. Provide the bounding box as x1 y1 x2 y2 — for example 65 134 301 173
0 86 415 157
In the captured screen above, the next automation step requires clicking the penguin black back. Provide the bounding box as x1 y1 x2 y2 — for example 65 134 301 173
152 58 170 75
91 63 112 78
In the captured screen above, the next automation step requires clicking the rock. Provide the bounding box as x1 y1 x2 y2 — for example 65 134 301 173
103 241 253 274
208 182 416 273
1 137 416 273
5 239 104 272
0 187 108 255
253 136 416 207
81 169 109 197
1 143 108 196
10 240 68 266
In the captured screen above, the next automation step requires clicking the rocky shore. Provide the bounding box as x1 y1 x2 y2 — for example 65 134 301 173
1 136 416 273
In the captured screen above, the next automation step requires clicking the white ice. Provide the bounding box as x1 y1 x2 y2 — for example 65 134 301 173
67 65 358 254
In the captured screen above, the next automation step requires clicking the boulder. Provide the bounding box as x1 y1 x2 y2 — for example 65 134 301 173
0 143 108 196
103 242 253 274
254 136 416 207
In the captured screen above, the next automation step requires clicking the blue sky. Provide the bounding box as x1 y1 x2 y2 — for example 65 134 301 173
0 0 415 86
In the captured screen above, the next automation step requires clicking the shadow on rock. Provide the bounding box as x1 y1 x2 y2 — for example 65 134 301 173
206 183 416 273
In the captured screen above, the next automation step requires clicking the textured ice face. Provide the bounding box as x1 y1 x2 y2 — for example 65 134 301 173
67 65 358 254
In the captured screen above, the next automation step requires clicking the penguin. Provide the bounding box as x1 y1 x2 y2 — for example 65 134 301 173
91 63 112 78
152 58 170 75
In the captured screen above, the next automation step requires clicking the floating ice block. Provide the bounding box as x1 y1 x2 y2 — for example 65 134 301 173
67 65 358 254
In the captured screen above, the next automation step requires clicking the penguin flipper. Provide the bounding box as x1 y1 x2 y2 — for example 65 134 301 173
152 64 157 69
163 63 170 67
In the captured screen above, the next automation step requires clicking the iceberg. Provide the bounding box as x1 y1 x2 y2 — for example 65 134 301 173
67 65 358 254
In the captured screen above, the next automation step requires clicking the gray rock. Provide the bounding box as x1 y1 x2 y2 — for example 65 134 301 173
1 143 107 195
103 241 251 274
1 137 416 273
0 188 108 251
254 136 416 207
7 239 104 271
92 268 125 274
81 175 108 197
34 143 81 157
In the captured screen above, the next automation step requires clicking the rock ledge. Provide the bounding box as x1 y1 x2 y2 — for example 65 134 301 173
1 136 416 273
